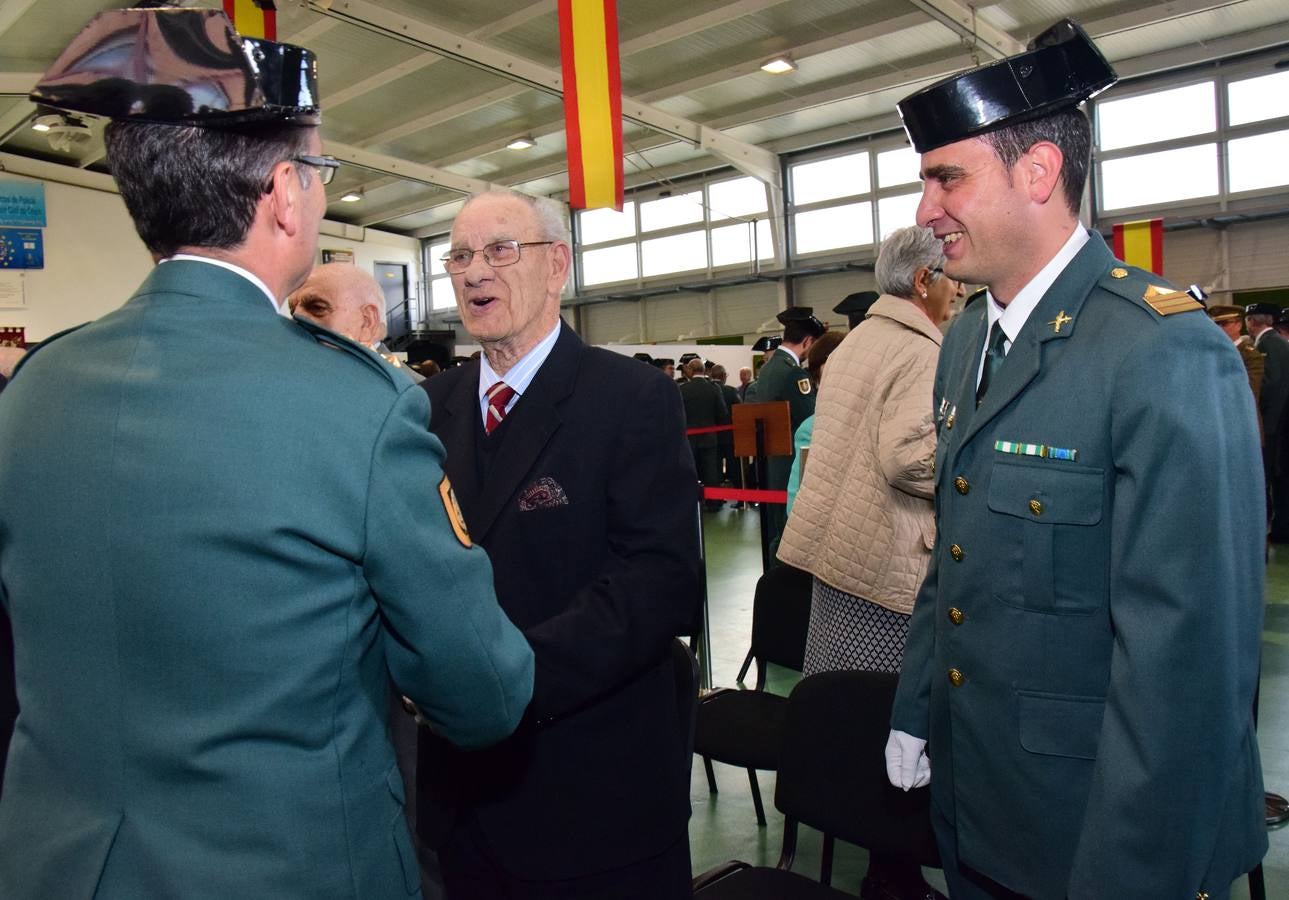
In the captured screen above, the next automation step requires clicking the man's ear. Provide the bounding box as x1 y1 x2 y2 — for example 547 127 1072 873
360 302 382 342
1023 141 1064 205
266 161 303 236
547 241 572 292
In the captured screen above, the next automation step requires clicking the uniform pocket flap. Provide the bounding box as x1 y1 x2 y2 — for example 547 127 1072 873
1017 690 1104 759
987 460 1104 525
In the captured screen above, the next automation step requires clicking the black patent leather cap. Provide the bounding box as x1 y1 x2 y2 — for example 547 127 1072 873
31 8 319 126
897 19 1115 153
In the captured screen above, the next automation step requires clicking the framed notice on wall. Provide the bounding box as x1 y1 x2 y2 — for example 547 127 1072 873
322 248 355 264
0 182 45 228
0 273 25 308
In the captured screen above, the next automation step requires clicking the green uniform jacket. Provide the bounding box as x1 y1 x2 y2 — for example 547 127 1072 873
892 235 1267 898
0 261 533 899
746 347 815 491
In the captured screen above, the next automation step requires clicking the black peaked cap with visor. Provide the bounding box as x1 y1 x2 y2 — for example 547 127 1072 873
30 7 319 127
896 19 1116 154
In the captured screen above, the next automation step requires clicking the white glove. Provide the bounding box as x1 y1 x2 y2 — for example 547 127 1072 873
885 728 931 790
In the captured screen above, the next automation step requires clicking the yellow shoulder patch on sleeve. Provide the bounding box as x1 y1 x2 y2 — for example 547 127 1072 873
439 476 472 548
1142 284 1202 317
797 377 812 395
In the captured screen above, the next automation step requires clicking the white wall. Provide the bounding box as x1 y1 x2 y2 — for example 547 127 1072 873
0 171 423 343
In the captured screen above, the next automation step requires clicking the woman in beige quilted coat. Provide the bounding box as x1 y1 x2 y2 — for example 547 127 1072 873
779 225 962 676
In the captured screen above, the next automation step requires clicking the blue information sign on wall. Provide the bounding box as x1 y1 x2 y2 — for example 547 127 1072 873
0 228 44 269
0 182 46 228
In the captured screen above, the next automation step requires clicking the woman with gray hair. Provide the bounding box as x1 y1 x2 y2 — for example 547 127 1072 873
778 225 962 900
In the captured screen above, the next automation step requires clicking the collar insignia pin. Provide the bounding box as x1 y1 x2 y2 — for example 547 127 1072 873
1049 311 1073 334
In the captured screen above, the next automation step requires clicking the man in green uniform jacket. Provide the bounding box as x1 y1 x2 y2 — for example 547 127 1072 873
0 11 532 899
747 307 825 554
887 20 1266 900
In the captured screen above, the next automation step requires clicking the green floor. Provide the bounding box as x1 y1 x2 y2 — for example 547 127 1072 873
688 507 1289 897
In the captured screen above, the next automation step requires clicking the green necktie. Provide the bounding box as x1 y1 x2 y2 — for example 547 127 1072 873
975 321 1007 406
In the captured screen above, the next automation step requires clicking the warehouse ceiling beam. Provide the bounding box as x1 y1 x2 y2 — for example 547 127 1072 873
905 0 1024 59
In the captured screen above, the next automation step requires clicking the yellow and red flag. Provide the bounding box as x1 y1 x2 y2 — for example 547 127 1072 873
223 0 277 41
1112 218 1163 275
558 0 623 211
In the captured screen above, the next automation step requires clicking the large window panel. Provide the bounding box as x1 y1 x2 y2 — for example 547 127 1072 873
1100 144 1218 211
1097 82 1215 151
1228 70 1289 127
708 176 768 222
793 201 873 254
430 277 457 311
582 243 639 286
877 146 920 188
711 220 774 267
579 202 636 244
791 152 870 205
639 192 704 232
877 193 922 240
641 230 708 276
1228 129 1289 193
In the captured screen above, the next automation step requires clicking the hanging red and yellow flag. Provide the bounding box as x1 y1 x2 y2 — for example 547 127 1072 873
558 0 623 211
1112 218 1163 275
223 0 277 41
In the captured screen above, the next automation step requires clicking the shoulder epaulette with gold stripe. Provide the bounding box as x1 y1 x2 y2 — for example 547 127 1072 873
1142 284 1202 317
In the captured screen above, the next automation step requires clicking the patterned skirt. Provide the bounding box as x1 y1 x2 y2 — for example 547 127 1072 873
802 577 911 675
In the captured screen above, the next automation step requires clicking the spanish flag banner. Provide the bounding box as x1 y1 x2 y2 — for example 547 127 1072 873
1112 218 1163 275
223 0 277 41
558 0 623 211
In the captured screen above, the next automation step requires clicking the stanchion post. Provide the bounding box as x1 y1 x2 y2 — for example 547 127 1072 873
693 484 713 690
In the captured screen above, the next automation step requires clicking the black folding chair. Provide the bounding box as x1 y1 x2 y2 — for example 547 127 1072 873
693 670 941 897
694 563 811 825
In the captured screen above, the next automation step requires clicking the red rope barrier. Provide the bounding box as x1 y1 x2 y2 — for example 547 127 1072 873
701 486 787 504
684 424 735 436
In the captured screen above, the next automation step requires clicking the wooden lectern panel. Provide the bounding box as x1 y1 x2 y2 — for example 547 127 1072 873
732 401 793 458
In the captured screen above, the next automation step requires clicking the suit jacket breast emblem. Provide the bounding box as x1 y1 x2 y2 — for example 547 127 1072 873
518 476 570 511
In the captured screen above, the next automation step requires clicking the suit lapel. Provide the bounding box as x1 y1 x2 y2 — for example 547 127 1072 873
958 234 1110 449
468 321 581 541
433 360 486 518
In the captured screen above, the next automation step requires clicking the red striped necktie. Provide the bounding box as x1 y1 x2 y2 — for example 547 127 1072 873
485 381 517 435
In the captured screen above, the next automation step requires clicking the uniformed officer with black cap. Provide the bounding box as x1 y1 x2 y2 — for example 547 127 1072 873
0 8 533 897
886 18 1266 900
746 306 826 552
834 290 880 330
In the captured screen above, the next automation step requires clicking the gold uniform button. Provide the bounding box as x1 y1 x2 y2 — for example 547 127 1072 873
1029 499 1043 516
948 607 964 625
948 668 964 687
953 476 969 495
949 543 964 561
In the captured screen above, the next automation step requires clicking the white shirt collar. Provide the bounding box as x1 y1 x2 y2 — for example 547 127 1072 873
478 320 562 424
162 254 286 317
778 345 801 366
983 225 1089 353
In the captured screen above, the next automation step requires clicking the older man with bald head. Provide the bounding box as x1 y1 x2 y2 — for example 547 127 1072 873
289 262 423 382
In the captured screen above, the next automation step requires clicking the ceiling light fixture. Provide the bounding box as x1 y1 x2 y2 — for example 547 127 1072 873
32 114 61 133
340 190 363 202
506 135 536 150
760 56 797 75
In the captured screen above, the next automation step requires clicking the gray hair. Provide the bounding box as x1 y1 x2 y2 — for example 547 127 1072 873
875 225 946 299
461 188 571 244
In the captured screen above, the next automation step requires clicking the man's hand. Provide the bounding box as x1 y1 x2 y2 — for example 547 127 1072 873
885 728 931 790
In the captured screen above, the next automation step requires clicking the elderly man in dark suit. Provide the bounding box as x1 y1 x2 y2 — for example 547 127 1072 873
417 189 701 899
887 20 1265 900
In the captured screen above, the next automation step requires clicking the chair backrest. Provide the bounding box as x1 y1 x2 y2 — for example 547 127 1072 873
748 563 812 679
672 638 700 769
774 670 940 868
